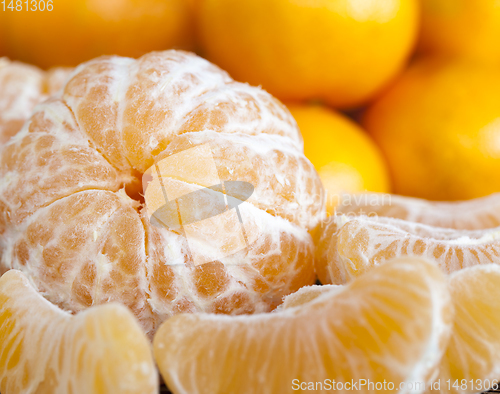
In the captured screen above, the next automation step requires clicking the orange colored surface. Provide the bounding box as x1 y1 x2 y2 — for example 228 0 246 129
154 257 452 394
282 265 500 394
0 270 157 394
337 192 500 230
365 58 500 200
0 51 324 336
289 104 390 214
433 265 500 394
419 0 500 65
197 0 419 108
0 0 194 68
316 215 500 285
0 59 73 144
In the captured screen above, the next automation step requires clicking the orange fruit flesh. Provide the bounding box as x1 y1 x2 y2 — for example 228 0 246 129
432 265 500 394
0 270 157 394
337 192 500 230
279 284 340 310
0 51 323 335
154 257 452 394
316 215 500 285
0 59 73 145
281 265 500 394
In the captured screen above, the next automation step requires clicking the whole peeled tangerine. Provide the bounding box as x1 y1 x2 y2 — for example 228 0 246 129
0 51 325 336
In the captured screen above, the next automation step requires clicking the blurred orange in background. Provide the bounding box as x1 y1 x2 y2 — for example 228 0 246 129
0 0 194 69
419 0 500 64
365 58 500 201
289 104 390 214
197 0 420 109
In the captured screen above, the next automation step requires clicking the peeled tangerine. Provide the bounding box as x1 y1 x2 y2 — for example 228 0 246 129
0 50 324 337
154 257 453 394
0 58 73 145
282 264 500 394
336 192 500 230
316 214 500 285
0 270 157 394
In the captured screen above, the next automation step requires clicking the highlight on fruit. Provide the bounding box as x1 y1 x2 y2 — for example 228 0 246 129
1 1 500 393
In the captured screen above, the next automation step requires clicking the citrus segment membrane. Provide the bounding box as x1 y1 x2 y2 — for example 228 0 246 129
430 265 500 394
279 284 340 310
0 270 158 394
154 257 453 394
337 192 500 230
282 265 500 394
316 215 500 285
0 50 323 333
0 58 73 145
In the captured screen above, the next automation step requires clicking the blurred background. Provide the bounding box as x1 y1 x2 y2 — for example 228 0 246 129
1 0 500 214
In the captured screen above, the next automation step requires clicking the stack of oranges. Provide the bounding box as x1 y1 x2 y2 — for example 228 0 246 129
1 1 500 393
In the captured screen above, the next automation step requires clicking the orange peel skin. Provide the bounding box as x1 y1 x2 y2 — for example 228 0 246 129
0 270 158 394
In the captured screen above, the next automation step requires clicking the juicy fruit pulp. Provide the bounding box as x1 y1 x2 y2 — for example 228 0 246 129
0 51 324 336
281 265 500 394
154 257 453 394
337 192 500 230
433 265 500 394
316 215 500 285
0 59 72 145
0 270 157 394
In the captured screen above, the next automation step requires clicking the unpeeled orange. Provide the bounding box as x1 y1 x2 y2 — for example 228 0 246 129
197 0 419 108
288 104 390 214
419 0 500 65
365 58 500 201
0 0 194 68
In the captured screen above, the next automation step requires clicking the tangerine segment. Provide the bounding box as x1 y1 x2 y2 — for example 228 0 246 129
316 215 500 285
154 130 324 230
0 99 122 229
2 186 315 335
63 51 303 175
2 189 154 335
142 195 316 326
0 59 72 144
337 192 500 230
0 50 322 334
431 265 500 394
154 257 452 394
278 284 341 310
0 270 157 394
